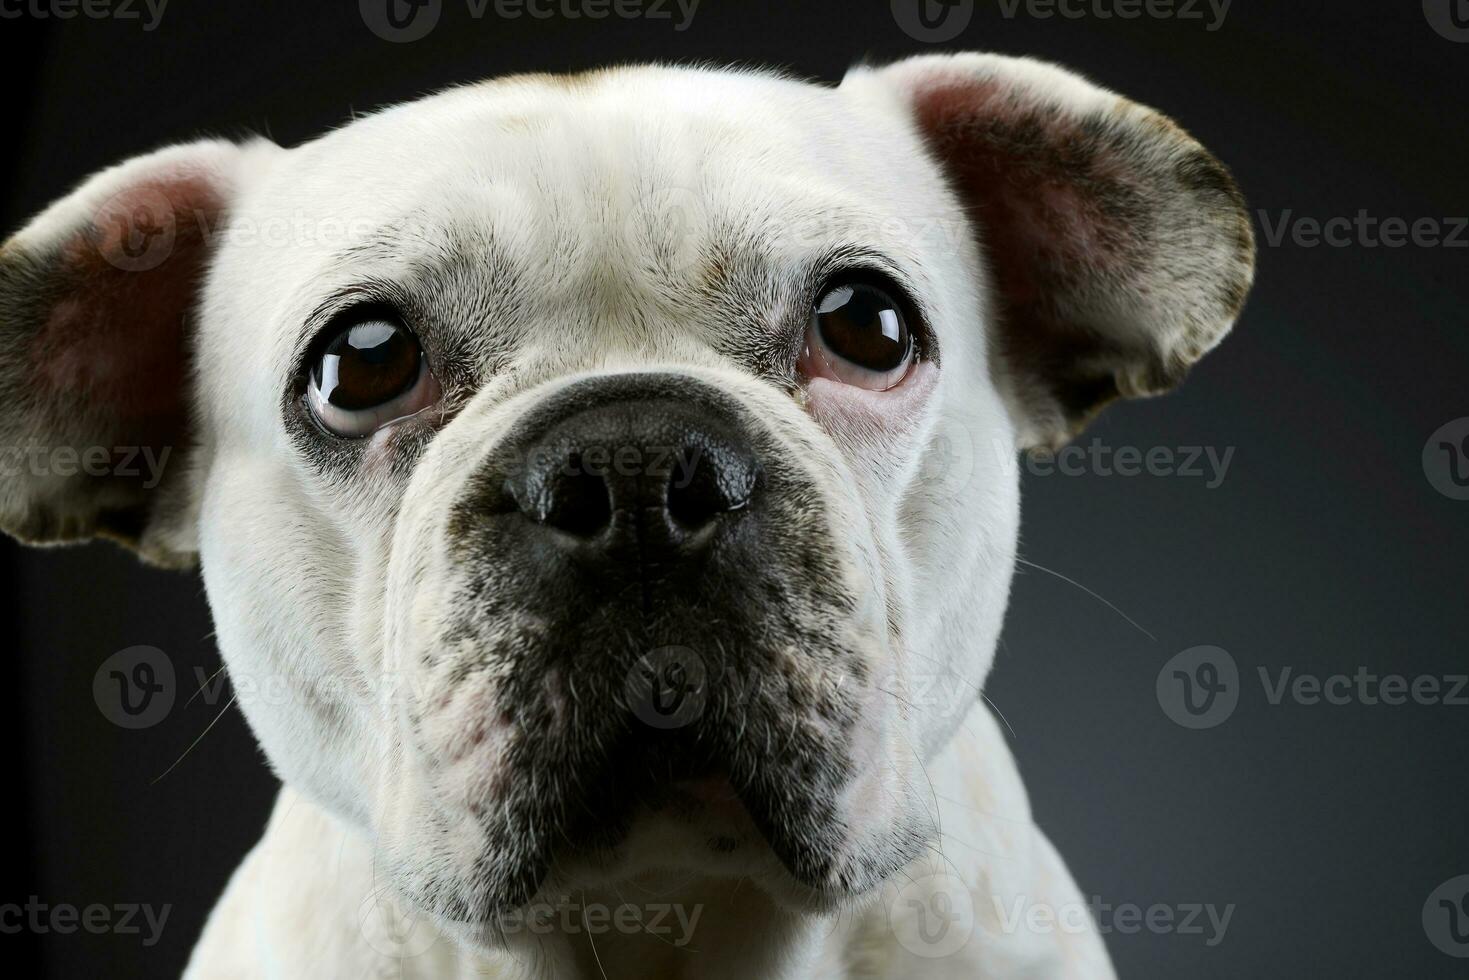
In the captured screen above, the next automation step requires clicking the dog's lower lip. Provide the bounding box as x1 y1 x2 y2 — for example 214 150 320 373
676 774 740 804
671 774 749 822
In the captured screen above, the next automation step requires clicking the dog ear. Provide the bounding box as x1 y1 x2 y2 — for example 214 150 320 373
857 54 1255 448
0 138 278 566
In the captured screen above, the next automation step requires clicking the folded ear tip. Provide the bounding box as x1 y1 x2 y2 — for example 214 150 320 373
0 137 272 568
870 51 1255 447
3 137 279 283
1 498 98 548
861 52 1122 112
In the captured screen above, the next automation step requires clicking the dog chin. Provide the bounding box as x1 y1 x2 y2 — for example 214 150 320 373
544 789 906 912
404 772 929 948
431 832 911 958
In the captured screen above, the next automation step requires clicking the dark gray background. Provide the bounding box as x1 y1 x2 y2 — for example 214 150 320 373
2 1 1464 977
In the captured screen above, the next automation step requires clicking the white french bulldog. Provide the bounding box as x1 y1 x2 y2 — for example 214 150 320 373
0 53 1253 979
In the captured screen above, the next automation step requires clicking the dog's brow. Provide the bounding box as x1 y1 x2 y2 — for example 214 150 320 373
287 222 525 361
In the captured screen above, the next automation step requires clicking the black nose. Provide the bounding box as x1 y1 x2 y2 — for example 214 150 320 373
504 394 760 564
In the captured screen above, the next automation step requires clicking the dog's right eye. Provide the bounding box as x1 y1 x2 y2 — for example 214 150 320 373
306 316 440 438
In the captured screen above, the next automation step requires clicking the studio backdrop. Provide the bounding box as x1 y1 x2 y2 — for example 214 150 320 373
2 2 1465 978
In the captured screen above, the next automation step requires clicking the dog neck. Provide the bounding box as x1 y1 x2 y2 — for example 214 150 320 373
186 787 854 979
531 878 828 980
184 706 1110 979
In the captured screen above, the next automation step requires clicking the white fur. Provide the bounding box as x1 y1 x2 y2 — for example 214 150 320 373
184 63 1100 978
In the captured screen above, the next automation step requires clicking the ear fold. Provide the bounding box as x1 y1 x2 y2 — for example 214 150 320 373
0 138 277 566
858 54 1256 448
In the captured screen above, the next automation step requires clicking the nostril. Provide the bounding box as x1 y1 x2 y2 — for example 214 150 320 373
542 455 613 537
666 446 757 530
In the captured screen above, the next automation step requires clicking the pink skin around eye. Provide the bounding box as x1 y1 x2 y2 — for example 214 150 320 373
361 369 444 443
360 373 448 475
797 312 913 393
802 360 939 437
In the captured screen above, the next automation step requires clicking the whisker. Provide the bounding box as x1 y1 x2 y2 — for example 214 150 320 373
1014 556 1156 641
981 691 1018 740
150 695 237 784
580 890 610 980
185 664 228 708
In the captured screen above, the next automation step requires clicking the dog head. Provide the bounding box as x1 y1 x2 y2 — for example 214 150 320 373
0 55 1252 944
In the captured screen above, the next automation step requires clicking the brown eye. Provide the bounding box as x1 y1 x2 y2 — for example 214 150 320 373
799 279 918 390
307 317 438 437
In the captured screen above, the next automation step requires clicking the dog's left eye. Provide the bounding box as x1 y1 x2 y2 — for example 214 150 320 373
306 316 439 437
799 276 919 391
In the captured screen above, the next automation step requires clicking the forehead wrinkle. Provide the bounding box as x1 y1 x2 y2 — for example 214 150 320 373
285 216 530 376
275 77 941 386
519 110 724 292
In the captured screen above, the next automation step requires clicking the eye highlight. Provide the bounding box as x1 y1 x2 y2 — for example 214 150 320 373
798 276 921 391
306 313 440 438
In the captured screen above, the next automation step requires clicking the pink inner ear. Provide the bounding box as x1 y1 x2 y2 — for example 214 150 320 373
34 173 222 445
911 78 1142 316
